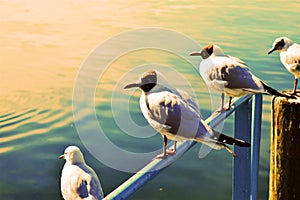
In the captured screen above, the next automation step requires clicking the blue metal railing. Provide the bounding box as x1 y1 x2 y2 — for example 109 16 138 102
104 94 262 200
250 94 262 200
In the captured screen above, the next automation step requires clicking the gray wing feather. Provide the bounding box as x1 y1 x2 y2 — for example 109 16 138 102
79 164 103 200
209 61 263 91
284 45 300 71
147 91 213 140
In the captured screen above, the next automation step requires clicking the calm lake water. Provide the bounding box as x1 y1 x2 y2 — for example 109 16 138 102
1 0 299 199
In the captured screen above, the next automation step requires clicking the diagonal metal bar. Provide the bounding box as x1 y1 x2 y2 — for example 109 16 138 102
104 94 253 200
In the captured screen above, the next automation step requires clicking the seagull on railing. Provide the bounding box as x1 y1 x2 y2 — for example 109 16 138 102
124 69 250 159
59 146 103 200
268 37 300 95
190 44 294 111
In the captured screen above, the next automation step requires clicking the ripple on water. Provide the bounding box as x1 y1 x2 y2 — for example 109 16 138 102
0 90 73 154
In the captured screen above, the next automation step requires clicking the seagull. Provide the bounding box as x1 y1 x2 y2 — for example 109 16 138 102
268 37 300 94
190 44 294 111
124 69 250 159
59 146 103 200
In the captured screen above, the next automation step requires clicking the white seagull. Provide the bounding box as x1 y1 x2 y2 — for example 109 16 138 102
59 146 103 200
124 69 250 159
268 37 300 94
190 44 293 111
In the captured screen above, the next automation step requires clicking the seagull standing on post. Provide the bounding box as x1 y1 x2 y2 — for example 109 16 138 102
59 146 103 200
268 37 300 94
124 69 250 159
190 44 293 111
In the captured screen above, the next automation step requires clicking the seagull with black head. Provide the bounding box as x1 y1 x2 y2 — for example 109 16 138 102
124 69 250 159
190 44 294 111
268 37 300 95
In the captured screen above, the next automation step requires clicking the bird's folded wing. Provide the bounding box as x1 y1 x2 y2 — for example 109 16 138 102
89 172 104 199
283 45 300 70
77 179 89 199
63 173 89 199
80 165 103 199
176 89 200 116
211 79 229 87
209 61 263 90
284 54 300 71
147 91 200 134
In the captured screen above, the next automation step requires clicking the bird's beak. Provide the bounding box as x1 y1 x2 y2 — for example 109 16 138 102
268 47 276 55
124 82 140 89
59 155 65 159
189 52 202 56
190 51 209 59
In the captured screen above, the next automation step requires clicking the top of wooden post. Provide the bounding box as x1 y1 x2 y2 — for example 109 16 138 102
272 91 300 105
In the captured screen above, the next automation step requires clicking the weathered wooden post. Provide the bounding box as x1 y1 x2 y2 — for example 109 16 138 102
269 95 300 200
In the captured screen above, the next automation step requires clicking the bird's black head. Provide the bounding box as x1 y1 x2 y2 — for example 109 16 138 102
268 37 293 54
139 70 157 92
124 70 157 92
190 44 214 59
268 38 285 54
